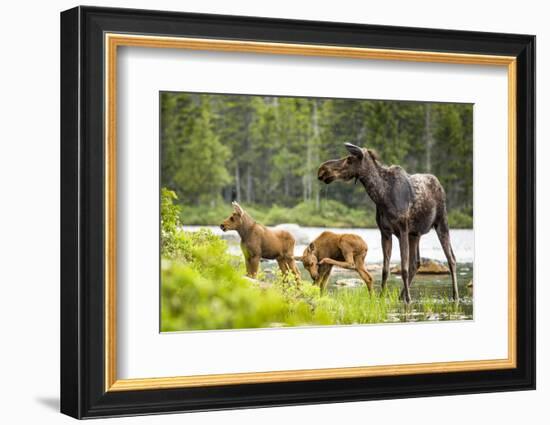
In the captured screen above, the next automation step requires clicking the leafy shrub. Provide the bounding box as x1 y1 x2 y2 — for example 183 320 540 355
446 209 473 228
161 257 289 331
161 188 184 257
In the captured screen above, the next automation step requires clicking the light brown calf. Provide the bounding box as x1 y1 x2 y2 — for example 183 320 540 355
220 202 300 280
296 231 373 294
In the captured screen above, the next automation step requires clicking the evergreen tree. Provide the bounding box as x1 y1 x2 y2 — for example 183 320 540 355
161 94 230 204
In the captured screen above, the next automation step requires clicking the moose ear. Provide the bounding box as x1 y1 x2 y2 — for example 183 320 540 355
344 143 364 159
232 201 244 216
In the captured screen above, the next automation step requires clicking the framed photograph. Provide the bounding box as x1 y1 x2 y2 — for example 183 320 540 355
60 6 535 419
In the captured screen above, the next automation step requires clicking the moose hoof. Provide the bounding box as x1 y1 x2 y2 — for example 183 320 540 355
399 289 412 304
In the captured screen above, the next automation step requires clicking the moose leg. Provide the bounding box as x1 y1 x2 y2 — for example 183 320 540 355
317 264 333 295
319 250 355 270
399 232 411 303
381 232 392 291
247 256 261 278
435 221 459 301
276 258 290 274
313 264 328 286
400 234 420 299
355 252 374 293
283 257 301 282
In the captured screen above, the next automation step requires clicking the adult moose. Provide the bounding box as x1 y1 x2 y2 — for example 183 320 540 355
317 143 458 303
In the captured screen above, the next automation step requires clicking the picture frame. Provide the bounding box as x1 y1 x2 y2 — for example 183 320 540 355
60 5 535 419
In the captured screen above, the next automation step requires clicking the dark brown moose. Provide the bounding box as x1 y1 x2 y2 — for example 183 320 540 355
220 202 301 280
317 143 458 303
296 231 373 294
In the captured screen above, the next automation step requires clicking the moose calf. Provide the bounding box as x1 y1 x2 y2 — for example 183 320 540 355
296 231 373 294
220 202 301 280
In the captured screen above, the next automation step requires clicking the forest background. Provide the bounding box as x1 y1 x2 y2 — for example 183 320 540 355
160 92 473 228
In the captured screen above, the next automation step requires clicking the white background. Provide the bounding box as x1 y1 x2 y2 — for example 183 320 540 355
0 0 545 424
118 47 508 379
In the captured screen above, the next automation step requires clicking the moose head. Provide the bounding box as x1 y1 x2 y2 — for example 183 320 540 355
295 243 320 281
317 143 379 185
220 202 246 232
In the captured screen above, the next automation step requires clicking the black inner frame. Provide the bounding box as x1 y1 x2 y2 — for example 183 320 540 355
60 6 535 419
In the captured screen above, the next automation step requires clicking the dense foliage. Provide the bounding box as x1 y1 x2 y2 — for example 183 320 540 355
161 93 473 227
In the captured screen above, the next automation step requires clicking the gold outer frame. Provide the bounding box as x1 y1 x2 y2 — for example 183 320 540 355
104 33 517 392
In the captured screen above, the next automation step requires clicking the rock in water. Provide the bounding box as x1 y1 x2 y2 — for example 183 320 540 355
391 258 450 275
274 223 310 245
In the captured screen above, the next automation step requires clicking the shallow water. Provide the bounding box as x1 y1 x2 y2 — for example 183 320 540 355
273 259 474 322
328 264 473 322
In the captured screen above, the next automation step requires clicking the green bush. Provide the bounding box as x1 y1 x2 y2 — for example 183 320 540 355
161 188 184 257
160 230 338 331
446 209 473 229
161 256 289 331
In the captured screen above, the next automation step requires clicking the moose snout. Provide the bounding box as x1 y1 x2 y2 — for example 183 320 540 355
317 167 330 182
317 161 338 184
318 170 335 184
220 224 226 231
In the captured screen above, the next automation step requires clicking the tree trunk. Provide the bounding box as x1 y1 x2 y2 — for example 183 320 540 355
246 165 253 203
235 163 241 202
304 126 312 202
284 173 290 198
244 110 254 203
312 101 320 209
425 103 433 172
